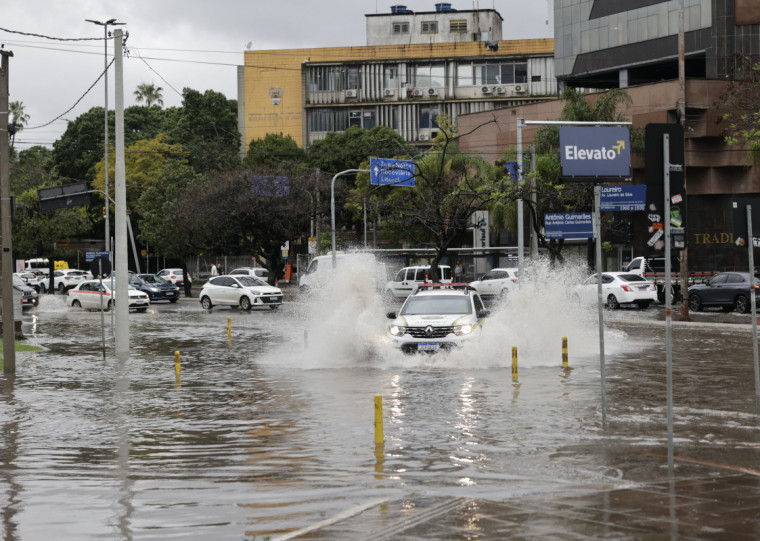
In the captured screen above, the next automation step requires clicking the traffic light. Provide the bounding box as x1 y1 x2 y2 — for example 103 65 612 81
102 206 106 217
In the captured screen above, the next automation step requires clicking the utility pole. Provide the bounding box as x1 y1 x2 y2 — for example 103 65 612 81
86 18 125 255
113 29 129 357
0 50 16 373
677 0 690 321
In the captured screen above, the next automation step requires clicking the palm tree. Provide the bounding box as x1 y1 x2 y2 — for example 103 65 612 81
9 101 30 151
133 82 164 107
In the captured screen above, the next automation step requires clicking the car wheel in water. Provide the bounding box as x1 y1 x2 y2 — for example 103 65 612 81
269 304 280 310
688 294 702 312
635 300 651 309
605 294 619 310
240 296 252 311
169 298 178 304
107 300 114 311
136 307 148 313
39 283 47 294
72 299 82 308
200 296 213 310
735 295 750 314
57 283 66 293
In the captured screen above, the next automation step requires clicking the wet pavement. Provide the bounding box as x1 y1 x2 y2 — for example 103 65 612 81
1 287 760 539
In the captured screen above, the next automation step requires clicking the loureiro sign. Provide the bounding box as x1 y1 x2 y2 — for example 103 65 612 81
559 126 631 180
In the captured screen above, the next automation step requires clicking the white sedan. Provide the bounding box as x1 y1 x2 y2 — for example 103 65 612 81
66 280 151 312
468 267 519 298
577 272 658 309
199 275 283 310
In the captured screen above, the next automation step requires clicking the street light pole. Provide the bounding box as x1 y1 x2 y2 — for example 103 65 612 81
85 18 125 255
331 169 369 268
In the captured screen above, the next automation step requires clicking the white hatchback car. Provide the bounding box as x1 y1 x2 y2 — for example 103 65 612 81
157 268 192 287
229 267 269 280
576 272 658 309
66 280 150 312
199 275 283 310
386 283 489 354
469 267 519 299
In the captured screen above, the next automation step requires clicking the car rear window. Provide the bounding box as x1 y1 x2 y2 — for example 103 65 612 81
401 295 472 315
619 274 646 282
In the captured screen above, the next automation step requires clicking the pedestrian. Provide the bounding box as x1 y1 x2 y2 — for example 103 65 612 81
455 259 464 282
211 263 218 277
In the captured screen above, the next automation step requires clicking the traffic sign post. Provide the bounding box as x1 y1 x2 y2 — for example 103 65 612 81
369 158 415 186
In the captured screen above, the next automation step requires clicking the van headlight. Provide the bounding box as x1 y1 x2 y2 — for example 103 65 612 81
389 325 406 336
454 324 474 336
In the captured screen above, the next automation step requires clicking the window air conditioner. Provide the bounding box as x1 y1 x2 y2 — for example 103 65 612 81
427 88 438 96
418 133 430 141
496 87 506 94
345 89 358 98
514 85 526 93
384 89 395 97
412 88 424 97
481 86 493 94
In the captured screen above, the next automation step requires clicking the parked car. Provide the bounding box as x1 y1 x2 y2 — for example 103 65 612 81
199 275 283 310
47 269 88 293
384 265 453 299
66 280 150 312
576 272 658 309
157 268 192 287
468 268 519 299
129 274 180 303
13 274 38 308
688 272 760 313
229 267 269 281
15 272 43 293
386 283 489 354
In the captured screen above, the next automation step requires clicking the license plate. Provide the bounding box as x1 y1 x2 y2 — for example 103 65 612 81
418 343 440 352
269 296 278 301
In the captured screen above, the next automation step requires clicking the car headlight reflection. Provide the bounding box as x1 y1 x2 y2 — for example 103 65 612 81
389 325 406 336
454 324 474 336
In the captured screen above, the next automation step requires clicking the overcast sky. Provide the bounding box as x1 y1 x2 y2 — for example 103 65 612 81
2 0 553 150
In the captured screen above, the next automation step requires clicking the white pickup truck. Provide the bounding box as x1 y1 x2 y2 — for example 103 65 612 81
623 256 715 302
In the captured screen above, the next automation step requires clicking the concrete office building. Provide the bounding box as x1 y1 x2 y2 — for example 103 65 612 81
459 0 760 271
237 3 555 151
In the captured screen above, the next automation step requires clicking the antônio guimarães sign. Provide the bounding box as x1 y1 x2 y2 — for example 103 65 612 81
560 126 631 180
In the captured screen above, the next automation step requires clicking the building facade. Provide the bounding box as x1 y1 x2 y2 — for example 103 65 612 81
458 0 760 272
237 4 555 151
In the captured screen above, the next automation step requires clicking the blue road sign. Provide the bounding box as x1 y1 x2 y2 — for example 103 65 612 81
600 185 646 211
544 213 594 239
560 126 631 179
85 251 110 263
370 158 415 186
505 161 518 181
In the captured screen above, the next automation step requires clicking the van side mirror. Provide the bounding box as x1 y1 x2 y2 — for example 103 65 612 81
386 311 397 319
477 309 490 318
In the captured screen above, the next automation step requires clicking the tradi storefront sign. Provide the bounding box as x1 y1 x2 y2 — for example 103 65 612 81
560 126 631 180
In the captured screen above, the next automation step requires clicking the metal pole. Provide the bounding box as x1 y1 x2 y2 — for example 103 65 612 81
516 118 525 275
113 29 129 356
127 214 141 274
363 197 367 249
747 205 760 415
664 134 674 473
530 145 539 258
0 50 15 373
103 24 110 254
330 169 369 268
594 185 607 429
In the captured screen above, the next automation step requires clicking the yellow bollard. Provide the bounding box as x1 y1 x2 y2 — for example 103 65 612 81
512 346 518 382
562 336 568 367
227 317 231 339
174 350 181 377
374 394 384 445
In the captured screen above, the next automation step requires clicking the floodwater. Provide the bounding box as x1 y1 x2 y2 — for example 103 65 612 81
2 264 760 539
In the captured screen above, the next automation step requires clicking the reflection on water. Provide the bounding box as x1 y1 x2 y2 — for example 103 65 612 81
1 275 759 539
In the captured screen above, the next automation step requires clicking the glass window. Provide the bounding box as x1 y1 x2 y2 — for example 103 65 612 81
383 65 398 89
473 295 485 313
450 20 467 33
515 62 527 83
420 106 440 129
393 22 409 34
410 63 446 87
394 269 405 282
457 64 473 86
421 21 438 33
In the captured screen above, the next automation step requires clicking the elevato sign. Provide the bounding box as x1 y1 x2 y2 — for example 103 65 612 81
559 126 631 180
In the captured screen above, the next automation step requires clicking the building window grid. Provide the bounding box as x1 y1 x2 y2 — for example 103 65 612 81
421 21 438 34
393 22 409 34
456 60 528 86
308 66 359 92
408 63 446 87
450 19 467 33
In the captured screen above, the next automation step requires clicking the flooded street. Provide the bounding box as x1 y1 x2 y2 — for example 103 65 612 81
2 282 760 539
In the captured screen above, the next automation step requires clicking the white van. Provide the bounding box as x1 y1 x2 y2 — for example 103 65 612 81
384 264 453 299
298 253 387 291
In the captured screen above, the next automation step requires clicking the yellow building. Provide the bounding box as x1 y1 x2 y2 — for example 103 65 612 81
237 6 554 151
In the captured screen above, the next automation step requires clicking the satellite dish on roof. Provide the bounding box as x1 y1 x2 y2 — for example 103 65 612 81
245 41 252 50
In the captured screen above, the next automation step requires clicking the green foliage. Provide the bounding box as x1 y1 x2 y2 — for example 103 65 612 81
134 82 164 107
719 55 760 163
305 125 412 174
245 133 305 167
166 88 241 172
10 146 55 194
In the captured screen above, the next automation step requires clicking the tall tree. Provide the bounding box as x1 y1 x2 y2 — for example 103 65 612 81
133 82 164 107
719 54 760 162
245 133 305 167
8 101 29 152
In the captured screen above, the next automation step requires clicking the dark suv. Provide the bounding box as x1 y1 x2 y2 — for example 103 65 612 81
129 274 180 303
